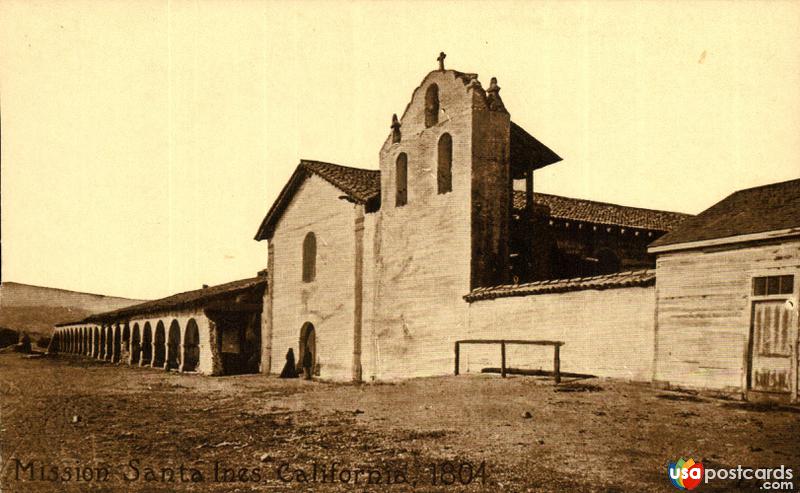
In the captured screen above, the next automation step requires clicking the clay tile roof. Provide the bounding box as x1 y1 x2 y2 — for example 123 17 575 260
300 160 381 203
464 269 655 302
255 160 380 241
56 276 267 326
256 160 689 241
513 191 691 232
650 178 800 249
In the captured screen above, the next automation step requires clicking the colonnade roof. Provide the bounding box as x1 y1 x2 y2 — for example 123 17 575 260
55 276 266 328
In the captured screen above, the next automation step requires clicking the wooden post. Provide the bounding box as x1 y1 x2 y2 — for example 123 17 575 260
554 344 561 384
352 210 364 383
501 341 507 378
454 342 460 375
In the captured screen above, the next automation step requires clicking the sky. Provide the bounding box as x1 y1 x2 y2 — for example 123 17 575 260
1 1 799 300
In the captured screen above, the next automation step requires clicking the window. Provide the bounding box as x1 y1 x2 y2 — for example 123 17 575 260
302 232 316 282
396 153 408 207
425 84 439 128
752 275 794 296
437 133 452 194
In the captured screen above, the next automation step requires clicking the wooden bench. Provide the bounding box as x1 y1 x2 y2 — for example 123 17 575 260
454 339 565 383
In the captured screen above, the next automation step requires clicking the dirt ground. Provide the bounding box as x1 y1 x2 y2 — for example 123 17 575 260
1 353 798 492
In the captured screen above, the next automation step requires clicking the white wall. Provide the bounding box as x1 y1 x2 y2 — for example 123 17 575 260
56 308 213 374
465 286 656 381
268 174 358 381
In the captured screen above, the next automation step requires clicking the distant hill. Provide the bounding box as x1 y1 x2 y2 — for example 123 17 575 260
0 282 146 339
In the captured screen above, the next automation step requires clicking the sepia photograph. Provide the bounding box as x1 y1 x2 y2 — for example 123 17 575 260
1 1 799 491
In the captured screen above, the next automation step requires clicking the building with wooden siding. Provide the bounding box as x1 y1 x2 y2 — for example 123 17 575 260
649 179 800 402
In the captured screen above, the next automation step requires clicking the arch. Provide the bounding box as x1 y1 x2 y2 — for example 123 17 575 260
81 328 87 354
166 320 181 370
131 323 141 364
93 327 101 358
105 325 113 361
298 322 317 378
141 322 153 365
302 232 316 283
99 326 106 359
67 330 73 353
425 83 439 127
122 324 130 352
183 319 200 372
113 325 121 362
153 321 166 368
437 133 452 194
396 153 408 207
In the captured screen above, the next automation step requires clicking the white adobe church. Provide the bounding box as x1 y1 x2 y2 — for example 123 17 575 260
254 54 688 383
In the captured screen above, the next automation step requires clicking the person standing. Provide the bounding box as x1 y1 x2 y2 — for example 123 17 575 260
301 347 313 380
279 348 298 378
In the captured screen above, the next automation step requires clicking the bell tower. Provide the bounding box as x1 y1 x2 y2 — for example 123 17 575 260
368 54 561 378
469 75 511 288
376 53 512 291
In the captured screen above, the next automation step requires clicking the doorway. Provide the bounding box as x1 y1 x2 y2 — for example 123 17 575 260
748 299 796 397
211 311 260 375
299 322 316 377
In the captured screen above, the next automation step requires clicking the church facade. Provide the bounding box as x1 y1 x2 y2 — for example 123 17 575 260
254 58 688 382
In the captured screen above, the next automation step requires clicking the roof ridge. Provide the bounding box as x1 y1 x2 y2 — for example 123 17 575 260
530 191 692 217
729 177 800 195
152 276 261 300
56 276 266 326
300 159 379 174
649 178 800 250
